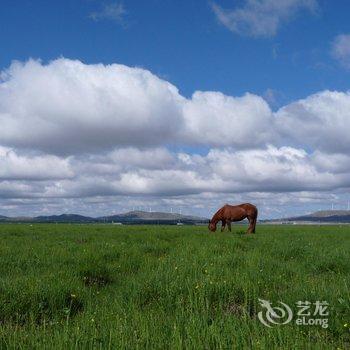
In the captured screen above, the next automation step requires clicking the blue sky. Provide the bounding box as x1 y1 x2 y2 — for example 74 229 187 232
1 0 350 219
1 0 350 104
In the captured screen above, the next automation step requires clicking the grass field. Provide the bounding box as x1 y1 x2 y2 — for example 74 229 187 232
0 224 349 349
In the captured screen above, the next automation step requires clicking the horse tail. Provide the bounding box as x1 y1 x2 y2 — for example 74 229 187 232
252 206 258 233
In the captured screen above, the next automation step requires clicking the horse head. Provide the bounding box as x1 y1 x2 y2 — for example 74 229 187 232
208 219 217 232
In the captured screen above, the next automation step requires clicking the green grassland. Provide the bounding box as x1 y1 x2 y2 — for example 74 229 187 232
0 224 349 349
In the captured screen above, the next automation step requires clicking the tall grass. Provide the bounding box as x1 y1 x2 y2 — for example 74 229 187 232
0 224 349 349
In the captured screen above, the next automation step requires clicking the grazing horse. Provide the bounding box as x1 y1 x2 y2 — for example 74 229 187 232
208 203 258 234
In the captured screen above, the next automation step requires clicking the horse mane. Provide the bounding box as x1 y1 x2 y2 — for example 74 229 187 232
210 207 224 224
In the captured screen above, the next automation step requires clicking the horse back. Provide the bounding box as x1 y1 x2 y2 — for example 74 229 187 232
222 203 257 220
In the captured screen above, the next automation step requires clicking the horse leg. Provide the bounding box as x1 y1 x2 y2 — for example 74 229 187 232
252 218 256 233
247 216 255 234
227 220 231 232
221 220 226 232
251 211 257 233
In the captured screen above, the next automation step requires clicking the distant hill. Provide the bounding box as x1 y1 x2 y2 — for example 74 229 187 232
98 211 208 224
303 210 350 218
3 209 349 224
269 210 350 223
33 214 97 223
0 211 208 224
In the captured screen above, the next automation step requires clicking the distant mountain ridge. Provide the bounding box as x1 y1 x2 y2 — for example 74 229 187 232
93 210 207 224
270 210 350 223
34 214 95 223
0 211 208 224
100 210 206 223
2 209 350 224
303 210 350 218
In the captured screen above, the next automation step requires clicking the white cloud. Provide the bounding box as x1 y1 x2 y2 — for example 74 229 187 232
204 146 345 192
72 148 174 176
108 148 174 170
331 34 350 69
212 0 318 37
0 59 184 154
183 91 275 147
0 146 73 180
2 146 346 200
276 90 350 153
0 181 37 199
0 58 274 154
312 151 350 174
1 58 350 218
89 2 126 23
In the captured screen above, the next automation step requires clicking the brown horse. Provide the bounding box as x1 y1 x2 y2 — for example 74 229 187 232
208 203 258 234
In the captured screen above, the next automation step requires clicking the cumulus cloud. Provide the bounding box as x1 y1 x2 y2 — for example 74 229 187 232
0 181 37 199
1 58 350 218
331 34 350 69
205 146 346 192
212 0 318 37
72 148 174 176
0 58 275 154
0 59 184 154
0 146 73 180
276 90 350 153
183 91 275 147
2 146 347 200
